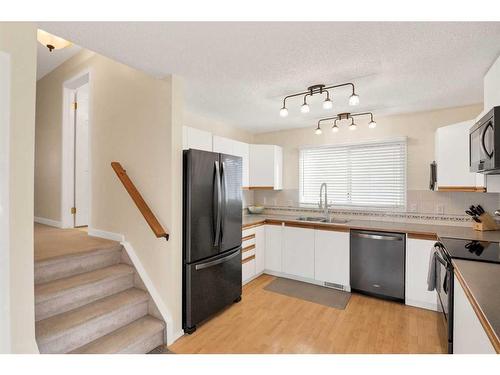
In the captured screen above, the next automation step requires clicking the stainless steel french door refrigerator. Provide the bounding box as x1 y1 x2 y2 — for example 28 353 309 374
182 149 242 334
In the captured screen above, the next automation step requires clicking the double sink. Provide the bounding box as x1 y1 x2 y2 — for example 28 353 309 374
296 216 349 224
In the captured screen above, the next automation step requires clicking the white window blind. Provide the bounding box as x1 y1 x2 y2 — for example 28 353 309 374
299 139 407 209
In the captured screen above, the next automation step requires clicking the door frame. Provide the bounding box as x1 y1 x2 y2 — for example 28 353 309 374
0 51 11 352
61 70 91 228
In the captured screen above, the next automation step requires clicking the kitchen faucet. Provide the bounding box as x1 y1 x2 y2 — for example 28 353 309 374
319 183 330 222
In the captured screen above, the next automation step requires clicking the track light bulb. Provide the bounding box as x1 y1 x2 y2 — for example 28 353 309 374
349 93 360 106
301 103 310 114
349 122 357 131
315 126 322 135
280 107 288 117
332 124 339 133
323 98 333 110
369 120 377 129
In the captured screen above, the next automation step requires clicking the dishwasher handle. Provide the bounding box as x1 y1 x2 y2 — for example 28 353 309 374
351 232 403 241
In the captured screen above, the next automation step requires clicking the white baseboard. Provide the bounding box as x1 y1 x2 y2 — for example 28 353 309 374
34 216 62 228
405 298 439 312
88 228 124 242
263 270 351 292
121 241 176 345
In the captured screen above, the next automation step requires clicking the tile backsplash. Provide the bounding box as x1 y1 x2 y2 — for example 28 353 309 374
253 189 500 217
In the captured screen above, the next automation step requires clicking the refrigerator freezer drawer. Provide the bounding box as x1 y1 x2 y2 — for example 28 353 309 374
184 248 242 330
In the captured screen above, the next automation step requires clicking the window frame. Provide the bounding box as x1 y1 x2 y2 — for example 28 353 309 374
298 137 407 211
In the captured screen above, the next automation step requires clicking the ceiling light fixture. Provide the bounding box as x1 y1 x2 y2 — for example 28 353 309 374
314 125 322 135
331 119 339 133
280 82 358 117
37 29 72 52
300 97 310 113
279 107 289 117
315 112 377 134
322 91 333 110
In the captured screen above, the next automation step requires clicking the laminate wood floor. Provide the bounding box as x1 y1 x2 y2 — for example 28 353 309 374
170 274 447 354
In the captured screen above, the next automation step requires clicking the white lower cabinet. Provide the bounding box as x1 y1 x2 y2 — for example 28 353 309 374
242 257 256 284
265 224 283 272
453 275 496 354
255 226 266 274
314 229 350 288
283 226 315 279
405 238 439 311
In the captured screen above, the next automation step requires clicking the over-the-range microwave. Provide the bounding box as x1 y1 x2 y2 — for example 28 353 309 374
470 106 500 174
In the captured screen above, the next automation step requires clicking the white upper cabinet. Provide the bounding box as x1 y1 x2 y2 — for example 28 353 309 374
213 135 250 188
183 126 213 152
232 140 250 188
249 144 283 190
405 238 438 311
212 135 234 155
435 121 485 191
283 225 315 279
314 229 350 288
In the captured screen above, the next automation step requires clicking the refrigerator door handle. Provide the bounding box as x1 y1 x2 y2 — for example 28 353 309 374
220 161 228 242
213 161 222 246
195 248 240 270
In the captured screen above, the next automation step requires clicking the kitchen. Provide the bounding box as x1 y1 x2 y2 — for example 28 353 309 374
176 31 500 355
4 17 500 370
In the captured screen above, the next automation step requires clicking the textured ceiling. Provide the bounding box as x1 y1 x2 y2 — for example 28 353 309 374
37 41 82 79
37 22 500 133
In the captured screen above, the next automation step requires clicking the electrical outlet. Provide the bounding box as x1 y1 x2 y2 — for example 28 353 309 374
409 203 417 212
436 204 445 215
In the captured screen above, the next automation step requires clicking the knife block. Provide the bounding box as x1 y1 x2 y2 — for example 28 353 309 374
472 212 500 231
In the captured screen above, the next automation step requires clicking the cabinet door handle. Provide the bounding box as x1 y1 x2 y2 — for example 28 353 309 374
352 233 403 241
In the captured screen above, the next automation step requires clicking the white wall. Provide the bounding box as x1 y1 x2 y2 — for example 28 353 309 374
0 22 38 354
254 104 482 192
184 110 254 144
0 48 11 354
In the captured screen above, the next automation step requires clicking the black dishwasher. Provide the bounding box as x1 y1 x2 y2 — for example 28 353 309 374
350 230 405 302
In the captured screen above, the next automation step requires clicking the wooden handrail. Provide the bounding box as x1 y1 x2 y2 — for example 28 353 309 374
111 162 169 241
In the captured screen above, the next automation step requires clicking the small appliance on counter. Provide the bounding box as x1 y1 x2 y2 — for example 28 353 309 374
430 237 500 353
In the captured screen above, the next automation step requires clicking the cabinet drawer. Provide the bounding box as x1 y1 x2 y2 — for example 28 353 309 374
242 256 256 284
242 227 257 239
242 236 256 249
242 244 256 260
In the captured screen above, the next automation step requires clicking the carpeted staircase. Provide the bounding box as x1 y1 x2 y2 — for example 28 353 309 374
34 239 166 354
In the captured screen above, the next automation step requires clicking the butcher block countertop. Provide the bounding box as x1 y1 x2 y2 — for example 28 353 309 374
242 213 500 352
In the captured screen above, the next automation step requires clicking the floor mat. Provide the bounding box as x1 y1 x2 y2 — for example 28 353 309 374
264 277 351 309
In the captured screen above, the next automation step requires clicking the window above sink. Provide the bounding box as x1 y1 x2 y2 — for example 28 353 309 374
299 138 407 210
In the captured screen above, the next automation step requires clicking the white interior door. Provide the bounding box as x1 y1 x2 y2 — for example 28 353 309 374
74 83 89 227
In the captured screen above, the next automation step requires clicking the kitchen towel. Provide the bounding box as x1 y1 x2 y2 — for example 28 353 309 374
427 246 438 291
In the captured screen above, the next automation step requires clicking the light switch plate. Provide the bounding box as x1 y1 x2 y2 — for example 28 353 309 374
409 203 417 212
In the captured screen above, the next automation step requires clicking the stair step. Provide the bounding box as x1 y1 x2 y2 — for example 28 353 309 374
35 244 123 284
35 264 135 321
71 316 165 354
36 288 148 354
